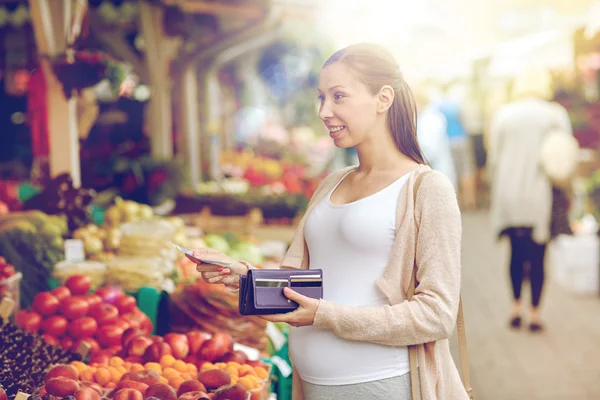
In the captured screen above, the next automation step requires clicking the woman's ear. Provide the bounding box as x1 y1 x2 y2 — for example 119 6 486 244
377 85 395 113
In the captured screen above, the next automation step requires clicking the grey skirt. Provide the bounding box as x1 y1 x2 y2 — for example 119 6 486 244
302 372 420 400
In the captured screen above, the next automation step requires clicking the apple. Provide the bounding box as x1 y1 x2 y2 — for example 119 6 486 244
113 380 149 395
164 333 189 359
74 387 101 400
120 370 161 386
177 380 207 397
143 342 172 363
187 331 209 356
144 384 177 400
218 350 248 365
198 333 233 362
122 327 144 347
178 392 210 400
45 377 80 397
112 389 143 400
127 336 153 358
0 385 7 400
45 364 78 383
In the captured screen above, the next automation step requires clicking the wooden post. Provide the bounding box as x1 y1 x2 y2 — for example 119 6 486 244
29 0 81 187
179 65 202 187
138 0 181 160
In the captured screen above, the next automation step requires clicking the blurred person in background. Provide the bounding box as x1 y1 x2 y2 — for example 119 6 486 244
414 89 457 188
488 67 573 332
436 84 478 210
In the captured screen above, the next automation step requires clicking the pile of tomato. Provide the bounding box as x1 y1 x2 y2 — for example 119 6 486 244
14 275 152 356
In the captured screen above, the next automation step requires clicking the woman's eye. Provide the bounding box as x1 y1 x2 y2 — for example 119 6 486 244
334 93 344 100
317 94 325 102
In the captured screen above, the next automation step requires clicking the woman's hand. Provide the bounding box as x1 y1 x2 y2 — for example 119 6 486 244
260 288 320 327
187 248 249 289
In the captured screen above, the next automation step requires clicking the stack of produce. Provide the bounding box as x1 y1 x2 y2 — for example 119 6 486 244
39 330 271 399
102 218 186 293
0 317 83 399
0 211 67 307
14 275 152 356
170 280 268 353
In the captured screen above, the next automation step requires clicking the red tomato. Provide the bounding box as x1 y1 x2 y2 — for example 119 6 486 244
51 286 71 302
94 285 124 304
33 292 60 316
60 336 75 350
140 315 153 336
85 294 102 307
60 297 89 320
68 317 98 338
113 295 137 314
14 309 42 333
65 275 91 295
41 315 69 337
88 303 118 325
74 337 100 355
113 317 131 332
96 325 125 348
42 334 59 345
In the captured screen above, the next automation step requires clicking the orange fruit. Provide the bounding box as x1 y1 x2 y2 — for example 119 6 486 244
168 376 185 390
159 376 169 385
131 363 145 372
180 373 192 381
105 382 116 389
226 367 239 378
214 362 227 369
123 361 132 370
71 361 88 374
226 362 241 369
254 367 269 380
145 362 162 374
160 354 176 368
107 366 123 383
109 356 124 368
94 368 112 386
79 369 95 382
162 367 179 379
237 376 256 390
230 376 239 386
172 360 188 373
200 362 214 371
186 363 198 375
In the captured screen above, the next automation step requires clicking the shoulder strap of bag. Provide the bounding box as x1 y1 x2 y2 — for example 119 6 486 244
408 171 474 399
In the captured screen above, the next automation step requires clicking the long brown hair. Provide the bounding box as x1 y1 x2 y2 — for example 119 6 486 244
323 44 426 164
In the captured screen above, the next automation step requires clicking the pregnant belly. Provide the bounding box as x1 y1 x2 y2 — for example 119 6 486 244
288 326 408 385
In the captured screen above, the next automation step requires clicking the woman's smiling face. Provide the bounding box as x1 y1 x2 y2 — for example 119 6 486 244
318 62 380 148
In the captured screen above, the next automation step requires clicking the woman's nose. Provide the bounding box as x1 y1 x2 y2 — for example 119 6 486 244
319 101 333 120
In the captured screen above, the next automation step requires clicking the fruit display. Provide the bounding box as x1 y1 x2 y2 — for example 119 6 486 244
14 276 152 356
0 317 83 399
72 224 121 262
38 330 271 399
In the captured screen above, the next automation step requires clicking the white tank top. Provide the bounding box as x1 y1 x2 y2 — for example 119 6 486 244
288 172 410 385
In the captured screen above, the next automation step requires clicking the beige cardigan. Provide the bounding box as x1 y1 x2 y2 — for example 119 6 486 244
281 164 469 400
